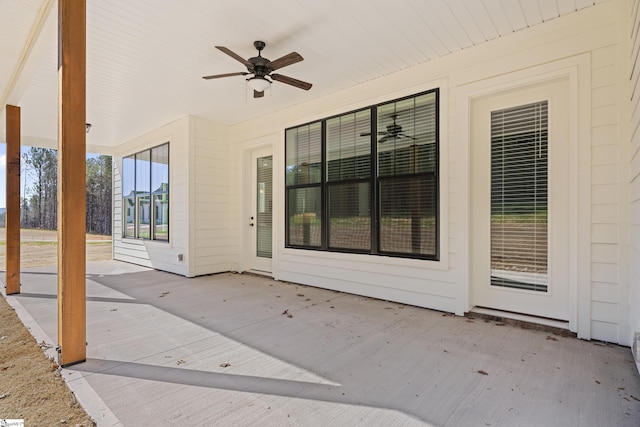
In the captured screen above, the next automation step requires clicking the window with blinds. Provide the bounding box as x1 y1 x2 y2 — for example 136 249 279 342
490 101 548 292
285 89 439 260
256 155 273 258
377 92 438 257
327 109 371 250
285 122 322 247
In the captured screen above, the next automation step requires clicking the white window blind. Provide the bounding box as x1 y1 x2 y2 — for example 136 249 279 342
256 156 273 258
490 101 548 292
326 110 371 250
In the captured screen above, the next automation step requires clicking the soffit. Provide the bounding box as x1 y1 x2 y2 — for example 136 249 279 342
0 0 607 149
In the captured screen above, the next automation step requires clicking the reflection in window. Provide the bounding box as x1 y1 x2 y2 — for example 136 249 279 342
122 143 169 241
151 144 169 241
285 89 439 260
122 156 136 237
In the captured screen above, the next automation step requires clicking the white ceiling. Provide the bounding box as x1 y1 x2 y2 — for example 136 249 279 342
0 0 606 151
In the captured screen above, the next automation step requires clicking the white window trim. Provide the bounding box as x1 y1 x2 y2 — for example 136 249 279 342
455 54 591 336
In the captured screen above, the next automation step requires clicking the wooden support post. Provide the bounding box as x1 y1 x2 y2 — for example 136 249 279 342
5 105 21 295
57 0 86 367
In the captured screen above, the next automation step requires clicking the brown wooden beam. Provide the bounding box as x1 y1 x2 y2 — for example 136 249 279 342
57 0 86 367
5 105 21 295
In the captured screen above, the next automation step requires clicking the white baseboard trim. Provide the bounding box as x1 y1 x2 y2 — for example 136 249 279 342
470 307 570 331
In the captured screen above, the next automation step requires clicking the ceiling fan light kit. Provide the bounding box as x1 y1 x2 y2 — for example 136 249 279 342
247 76 271 92
203 40 312 98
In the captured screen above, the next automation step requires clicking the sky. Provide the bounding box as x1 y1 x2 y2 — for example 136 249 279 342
0 143 101 209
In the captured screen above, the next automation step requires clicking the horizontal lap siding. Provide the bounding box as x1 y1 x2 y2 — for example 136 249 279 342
112 117 189 276
590 43 622 343
192 117 236 276
629 0 640 346
230 3 629 329
279 265 457 313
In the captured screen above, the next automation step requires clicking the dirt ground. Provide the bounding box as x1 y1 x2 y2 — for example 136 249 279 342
0 228 111 425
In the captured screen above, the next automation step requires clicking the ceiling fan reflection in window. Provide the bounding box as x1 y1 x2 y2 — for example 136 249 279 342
360 114 417 143
202 41 312 98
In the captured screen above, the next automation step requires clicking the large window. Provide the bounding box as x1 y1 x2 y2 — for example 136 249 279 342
285 89 439 259
122 143 169 241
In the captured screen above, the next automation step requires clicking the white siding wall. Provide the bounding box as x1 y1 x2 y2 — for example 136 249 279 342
112 1 634 344
591 40 625 341
191 116 236 276
629 0 640 350
113 116 190 276
228 1 629 343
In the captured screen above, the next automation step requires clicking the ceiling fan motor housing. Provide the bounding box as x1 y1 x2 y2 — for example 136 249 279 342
388 123 403 134
203 40 312 96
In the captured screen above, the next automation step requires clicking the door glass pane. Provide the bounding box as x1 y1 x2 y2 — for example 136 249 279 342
490 101 548 292
257 156 272 258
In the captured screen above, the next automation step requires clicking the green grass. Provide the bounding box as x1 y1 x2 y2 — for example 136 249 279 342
491 212 548 223
0 241 111 246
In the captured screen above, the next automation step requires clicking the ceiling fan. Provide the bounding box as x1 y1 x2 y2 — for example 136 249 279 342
202 40 312 98
361 114 417 143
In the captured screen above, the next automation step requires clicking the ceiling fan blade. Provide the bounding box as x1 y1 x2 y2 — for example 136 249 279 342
268 52 303 71
271 73 312 90
361 131 388 137
254 90 264 98
215 46 252 67
202 72 248 80
399 133 417 140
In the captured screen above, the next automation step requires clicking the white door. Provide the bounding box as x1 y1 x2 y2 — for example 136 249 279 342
250 147 273 273
470 78 570 320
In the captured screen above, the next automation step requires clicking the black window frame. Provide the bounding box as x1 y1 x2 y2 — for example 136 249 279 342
285 88 440 260
122 142 170 242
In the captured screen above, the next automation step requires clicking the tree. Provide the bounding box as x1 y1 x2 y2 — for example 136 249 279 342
22 147 57 229
18 148 112 235
86 155 112 235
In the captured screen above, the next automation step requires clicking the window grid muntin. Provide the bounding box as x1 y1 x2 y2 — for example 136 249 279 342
122 142 169 242
285 89 439 260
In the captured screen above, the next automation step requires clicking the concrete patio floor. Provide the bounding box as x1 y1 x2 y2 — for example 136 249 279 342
4 260 640 426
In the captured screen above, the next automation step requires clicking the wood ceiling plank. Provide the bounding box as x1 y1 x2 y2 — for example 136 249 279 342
538 0 561 21
462 0 500 41
518 0 544 27
446 0 488 45
499 0 528 31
